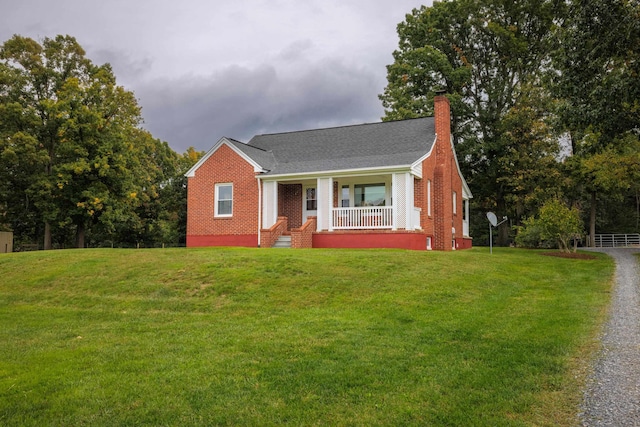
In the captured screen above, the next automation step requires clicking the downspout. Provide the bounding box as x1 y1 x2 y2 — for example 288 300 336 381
257 176 262 247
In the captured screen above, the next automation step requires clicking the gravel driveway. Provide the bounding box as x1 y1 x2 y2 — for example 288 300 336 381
580 248 640 426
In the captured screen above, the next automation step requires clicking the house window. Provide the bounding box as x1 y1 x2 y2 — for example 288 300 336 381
354 183 385 207
453 191 457 215
306 187 317 211
341 185 349 207
215 183 233 217
427 180 432 216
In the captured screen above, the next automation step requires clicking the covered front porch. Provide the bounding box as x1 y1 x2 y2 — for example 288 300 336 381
259 167 472 249
261 172 423 234
259 170 470 249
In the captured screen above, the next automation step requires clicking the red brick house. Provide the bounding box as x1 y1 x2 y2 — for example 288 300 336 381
185 95 472 250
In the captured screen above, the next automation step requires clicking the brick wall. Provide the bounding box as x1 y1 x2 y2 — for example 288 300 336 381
432 95 454 251
186 143 260 247
279 184 302 230
420 154 436 238
291 216 316 248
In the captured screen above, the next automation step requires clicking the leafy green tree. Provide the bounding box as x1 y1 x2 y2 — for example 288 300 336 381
0 34 180 248
553 0 640 242
1 35 95 247
380 0 566 244
580 134 640 232
538 198 583 252
494 86 563 223
163 147 204 245
0 130 49 242
516 198 583 252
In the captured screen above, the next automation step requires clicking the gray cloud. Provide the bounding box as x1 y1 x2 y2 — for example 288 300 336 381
137 58 382 153
89 48 154 87
0 0 431 154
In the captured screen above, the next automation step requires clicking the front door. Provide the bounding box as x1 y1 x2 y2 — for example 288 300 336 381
303 186 317 222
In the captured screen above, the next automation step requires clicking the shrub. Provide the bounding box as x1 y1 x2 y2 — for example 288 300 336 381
514 217 543 248
515 199 583 252
538 199 583 252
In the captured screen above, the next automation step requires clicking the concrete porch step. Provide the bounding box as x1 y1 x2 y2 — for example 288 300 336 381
272 235 291 248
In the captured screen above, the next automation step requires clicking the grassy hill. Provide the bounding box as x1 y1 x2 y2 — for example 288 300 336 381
0 247 613 426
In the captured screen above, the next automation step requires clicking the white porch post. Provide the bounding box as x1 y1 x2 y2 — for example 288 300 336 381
262 180 278 229
392 172 413 230
328 177 334 231
316 177 332 231
406 173 415 231
464 198 470 237
392 174 398 231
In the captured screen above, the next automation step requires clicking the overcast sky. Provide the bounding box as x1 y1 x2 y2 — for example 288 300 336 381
1 0 432 153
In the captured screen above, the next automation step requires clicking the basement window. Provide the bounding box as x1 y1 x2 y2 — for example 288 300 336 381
215 183 233 217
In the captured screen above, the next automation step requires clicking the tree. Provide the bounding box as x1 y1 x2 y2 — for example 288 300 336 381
0 35 178 248
380 0 566 244
494 85 563 223
553 0 640 243
164 147 204 245
516 198 583 252
538 198 583 252
579 134 640 232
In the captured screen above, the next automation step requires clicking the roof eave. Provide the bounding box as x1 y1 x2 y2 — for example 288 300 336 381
256 164 419 181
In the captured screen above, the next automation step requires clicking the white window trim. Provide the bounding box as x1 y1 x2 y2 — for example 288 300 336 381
453 191 457 215
215 183 233 217
427 180 432 217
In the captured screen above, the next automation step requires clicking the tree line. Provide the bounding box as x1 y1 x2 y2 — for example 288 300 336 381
381 0 640 246
0 35 202 249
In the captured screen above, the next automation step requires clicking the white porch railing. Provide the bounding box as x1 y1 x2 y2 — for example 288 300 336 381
332 206 393 229
463 221 469 237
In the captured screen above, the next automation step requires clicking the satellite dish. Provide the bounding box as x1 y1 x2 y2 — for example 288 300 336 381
487 212 497 227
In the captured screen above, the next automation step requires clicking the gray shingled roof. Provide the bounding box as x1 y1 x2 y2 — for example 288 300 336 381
232 117 436 176
226 138 276 171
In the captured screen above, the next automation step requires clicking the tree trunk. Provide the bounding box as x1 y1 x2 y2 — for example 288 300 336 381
75 221 85 248
590 191 596 247
44 222 52 250
496 196 509 246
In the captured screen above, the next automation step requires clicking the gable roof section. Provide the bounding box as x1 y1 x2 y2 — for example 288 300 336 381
227 138 276 171
185 118 438 178
248 117 436 176
185 137 275 178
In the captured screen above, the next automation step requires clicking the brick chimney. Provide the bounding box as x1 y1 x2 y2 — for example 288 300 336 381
433 94 454 250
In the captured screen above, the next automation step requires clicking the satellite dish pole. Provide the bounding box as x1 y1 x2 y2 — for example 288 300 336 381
486 212 508 254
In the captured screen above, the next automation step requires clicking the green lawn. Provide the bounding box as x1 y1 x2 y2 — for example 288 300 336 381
0 247 613 426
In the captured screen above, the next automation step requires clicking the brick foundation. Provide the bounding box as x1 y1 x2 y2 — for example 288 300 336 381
187 234 258 247
313 231 428 250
